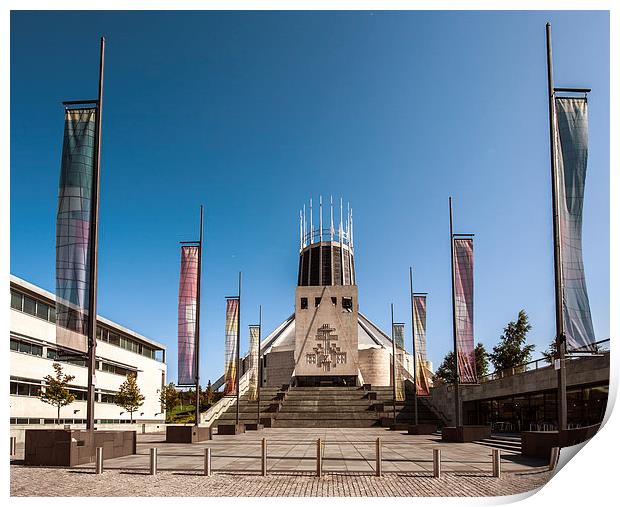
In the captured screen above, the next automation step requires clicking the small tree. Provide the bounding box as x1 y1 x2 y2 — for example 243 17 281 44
205 380 214 405
115 373 145 423
39 363 76 424
159 382 179 411
488 310 535 372
433 343 488 384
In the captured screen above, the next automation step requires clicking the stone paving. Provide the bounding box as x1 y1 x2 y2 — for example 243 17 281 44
10 427 551 497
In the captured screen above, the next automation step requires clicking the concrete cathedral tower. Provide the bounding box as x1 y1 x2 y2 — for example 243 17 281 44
293 196 360 386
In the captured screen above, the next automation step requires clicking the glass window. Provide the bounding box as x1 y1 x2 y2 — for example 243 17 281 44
47 349 58 360
23 296 36 316
31 344 43 357
315 297 322 307
10 339 19 351
10 291 23 311
48 306 56 323
342 297 353 312
36 302 49 320
300 298 308 310
18 341 32 354
17 384 29 396
108 332 120 346
10 382 18 395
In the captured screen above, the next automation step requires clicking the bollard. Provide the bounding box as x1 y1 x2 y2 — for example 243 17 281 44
261 438 267 476
316 438 323 478
149 447 158 475
375 437 382 477
95 447 104 474
10 437 16 456
204 448 212 476
432 449 441 478
492 449 501 478
549 447 560 471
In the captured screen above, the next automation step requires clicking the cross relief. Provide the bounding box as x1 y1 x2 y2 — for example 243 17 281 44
306 323 346 371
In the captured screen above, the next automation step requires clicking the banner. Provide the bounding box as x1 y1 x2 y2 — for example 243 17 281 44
453 238 477 384
555 97 596 352
393 323 406 401
178 245 199 386
55 108 97 353
224 298 240 395
413 295 431 396
247 325 260 401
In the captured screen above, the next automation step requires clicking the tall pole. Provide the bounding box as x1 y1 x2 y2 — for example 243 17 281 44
86 37 105 432
546 23 567 431
449 196 460 428
257 305 262 425
391 303 396 424
236 271 242 427
194 205 203 426
409 267 418 426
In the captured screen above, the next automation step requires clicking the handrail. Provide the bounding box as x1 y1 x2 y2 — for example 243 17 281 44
478 339 610 384
201 370 251 426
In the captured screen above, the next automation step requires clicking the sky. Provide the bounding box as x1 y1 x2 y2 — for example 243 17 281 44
10 10 609 386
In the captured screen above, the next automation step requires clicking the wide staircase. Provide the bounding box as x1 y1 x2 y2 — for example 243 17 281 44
212 385 444 429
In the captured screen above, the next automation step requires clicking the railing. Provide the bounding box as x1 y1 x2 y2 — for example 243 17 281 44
201 370 251 427
478 339 610 384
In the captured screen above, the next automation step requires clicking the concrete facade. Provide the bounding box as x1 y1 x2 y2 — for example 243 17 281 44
294 285 359 379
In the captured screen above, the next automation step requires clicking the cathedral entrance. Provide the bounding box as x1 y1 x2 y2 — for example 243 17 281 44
294 375 359 387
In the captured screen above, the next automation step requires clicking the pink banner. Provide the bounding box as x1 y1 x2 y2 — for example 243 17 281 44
178 246 199 386
453 238 477 384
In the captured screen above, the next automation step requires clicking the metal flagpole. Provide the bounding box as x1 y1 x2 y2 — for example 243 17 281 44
449 196 461 428
86 36 105 432
236 272 242 427
391 303 396 424
194 205 203 426
546 23 567 432
257 305 262 425
409 267 418 426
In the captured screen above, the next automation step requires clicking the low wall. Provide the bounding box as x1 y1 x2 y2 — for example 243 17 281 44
11 422 164 445
358 347 390 386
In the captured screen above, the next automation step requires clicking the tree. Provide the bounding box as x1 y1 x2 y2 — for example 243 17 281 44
543 340 557 364
433 343 489 384
115 373 145 423
488 310 535 372
205 380 214 405
39 363 76 424
159 382 179 411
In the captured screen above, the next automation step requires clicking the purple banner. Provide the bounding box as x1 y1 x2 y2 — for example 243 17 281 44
55 108 97 353
178 245 199 386
453 238 477 384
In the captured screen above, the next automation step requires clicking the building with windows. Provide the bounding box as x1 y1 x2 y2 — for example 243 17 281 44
9 275 167 440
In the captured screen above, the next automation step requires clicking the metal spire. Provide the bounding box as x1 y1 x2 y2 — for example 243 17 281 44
350 207 354 250
339 197 343 242
330 194 334 240
299 209 303 251
319 195 323 242
310 198 313 244
303 204 307 248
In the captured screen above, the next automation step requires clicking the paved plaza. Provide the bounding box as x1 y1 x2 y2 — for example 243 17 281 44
10 427 553 497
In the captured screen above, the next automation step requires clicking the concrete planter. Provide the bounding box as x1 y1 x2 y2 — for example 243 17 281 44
24 429 136 467
521 424 600 459
442 425 491 442
408 423 438 435
217 423 246 435
165 425 211 443
245 423 264 431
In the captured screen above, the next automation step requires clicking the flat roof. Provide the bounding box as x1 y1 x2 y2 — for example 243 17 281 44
10 274 166 351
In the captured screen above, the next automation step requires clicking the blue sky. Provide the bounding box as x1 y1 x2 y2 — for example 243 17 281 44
10 11 609 385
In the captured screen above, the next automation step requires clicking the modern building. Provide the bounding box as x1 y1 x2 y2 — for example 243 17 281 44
10 275 167 438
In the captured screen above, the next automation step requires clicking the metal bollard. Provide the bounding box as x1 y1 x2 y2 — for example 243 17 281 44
10 437 16 456
95 447 104 474
432 449 441 478
375 437 382 477
261 438 267 476
316 438 323 478
492 449 501 478
149 447 158 475
204 448 212 476
549 447 560 471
